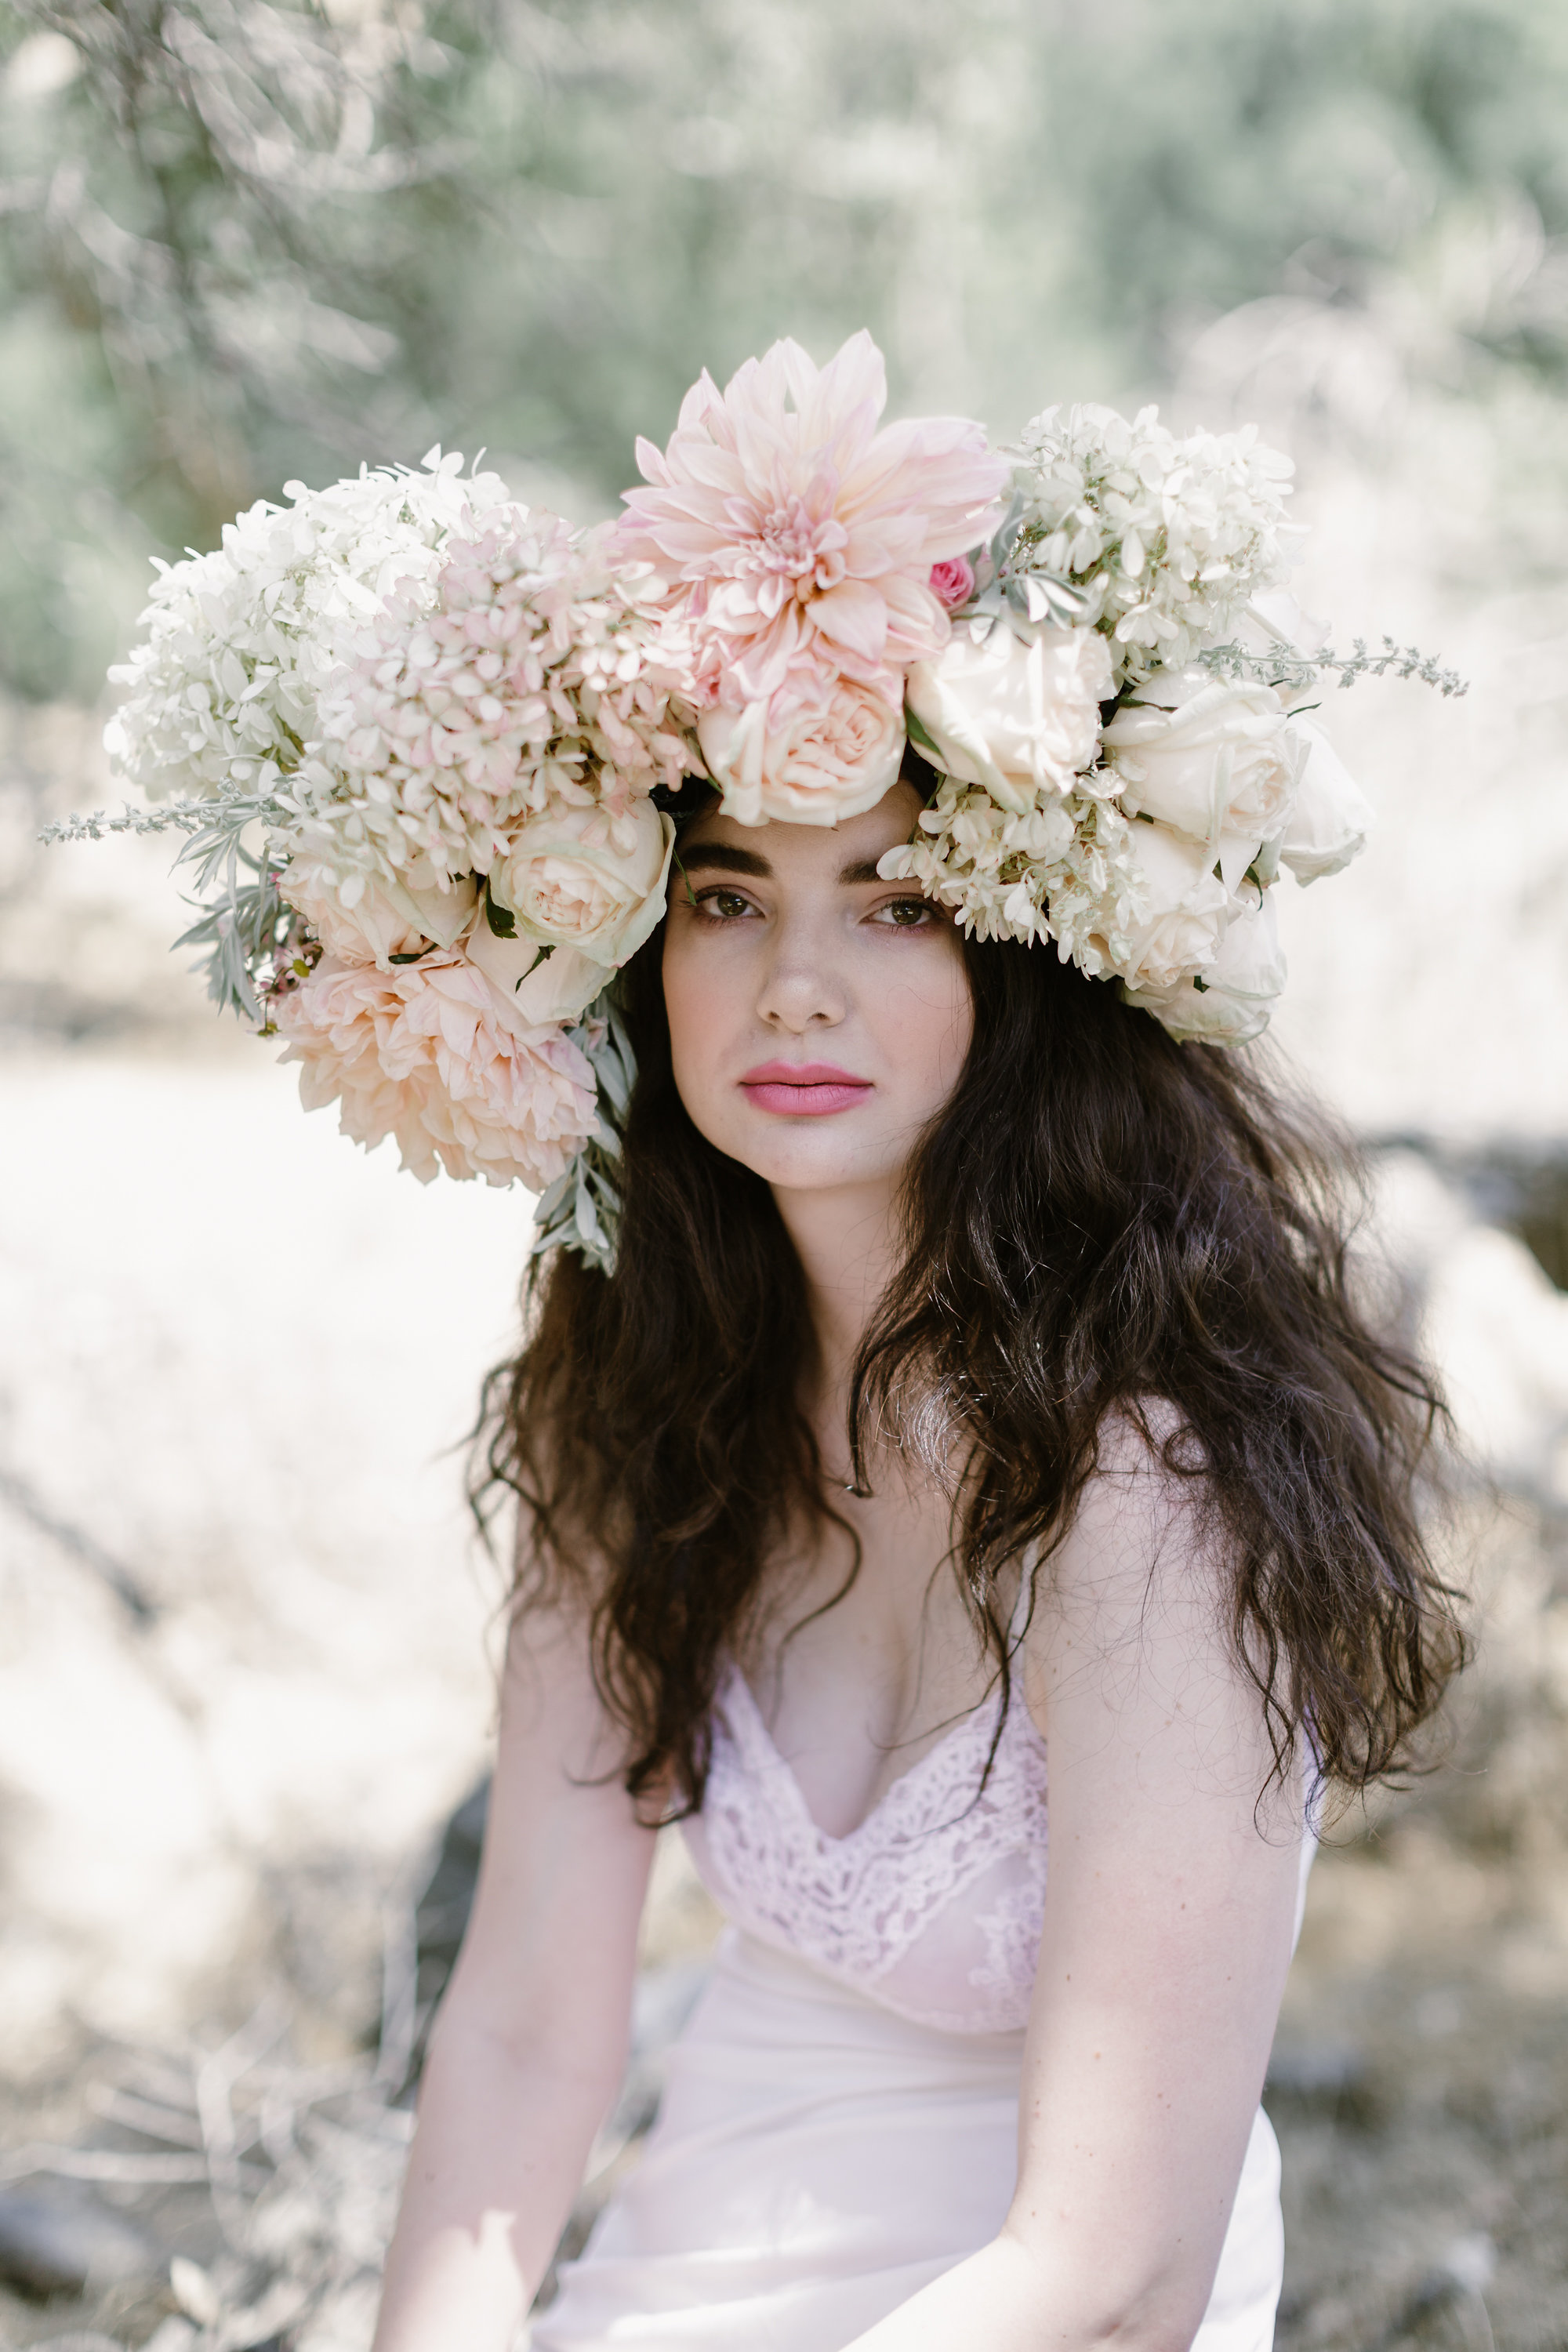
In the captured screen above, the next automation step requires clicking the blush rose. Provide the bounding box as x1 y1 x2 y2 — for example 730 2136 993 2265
696 677 906 827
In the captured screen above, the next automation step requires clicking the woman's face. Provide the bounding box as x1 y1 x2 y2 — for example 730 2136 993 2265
662 782 974 1202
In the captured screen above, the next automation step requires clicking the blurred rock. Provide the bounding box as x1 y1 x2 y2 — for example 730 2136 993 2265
0 2186 158 2299
1265 2038 1369 2102
408 1780 489 2070
1368 1149 1568 1502
31 2335 134 2351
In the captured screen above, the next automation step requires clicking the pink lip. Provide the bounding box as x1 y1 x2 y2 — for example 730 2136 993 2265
739 1061 873 1117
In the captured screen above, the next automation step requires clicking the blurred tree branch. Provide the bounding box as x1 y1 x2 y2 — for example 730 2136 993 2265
1 0 1565 701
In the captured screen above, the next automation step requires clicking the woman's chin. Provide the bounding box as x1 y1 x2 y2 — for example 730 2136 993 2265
694 1109 891 1195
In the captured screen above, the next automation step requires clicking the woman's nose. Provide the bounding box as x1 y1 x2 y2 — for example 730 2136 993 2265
754 931 846 1034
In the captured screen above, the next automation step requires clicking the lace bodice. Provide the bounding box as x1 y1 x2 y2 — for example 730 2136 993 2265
681 1656 1049 2035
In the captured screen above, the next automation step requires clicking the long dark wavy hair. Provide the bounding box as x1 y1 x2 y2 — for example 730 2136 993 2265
474 808 1465 1816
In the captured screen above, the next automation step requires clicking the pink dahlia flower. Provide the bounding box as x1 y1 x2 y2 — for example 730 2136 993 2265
276 952 597 1189
619 332 1007 727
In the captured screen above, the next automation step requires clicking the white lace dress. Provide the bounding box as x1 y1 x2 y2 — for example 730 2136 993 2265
532 1656 1306 2352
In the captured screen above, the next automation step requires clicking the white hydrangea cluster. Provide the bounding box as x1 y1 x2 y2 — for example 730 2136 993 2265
103 451 511 804
1006 405 1298 684
881 775 1139 972
298 515 695 890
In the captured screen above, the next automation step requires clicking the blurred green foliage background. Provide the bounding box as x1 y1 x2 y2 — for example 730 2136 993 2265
1 0 1565 703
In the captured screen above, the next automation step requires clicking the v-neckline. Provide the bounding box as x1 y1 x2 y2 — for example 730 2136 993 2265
720 1664 1006 1849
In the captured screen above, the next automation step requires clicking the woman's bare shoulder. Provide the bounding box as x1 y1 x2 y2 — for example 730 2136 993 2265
1051 1399 1218 1585
1015 1398 1242 1719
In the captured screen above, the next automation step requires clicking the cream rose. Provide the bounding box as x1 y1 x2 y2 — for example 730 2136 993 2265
462 924 611 1029
904 615 1112 815
698 679 906 828
279 858 477 968
1277 720 1373 884
1126 889 1287 1045
489 798 674 965
1111 821 1232 993
1101 668 1294 889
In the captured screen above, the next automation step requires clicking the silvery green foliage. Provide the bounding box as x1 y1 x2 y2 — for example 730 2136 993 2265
1197 637 1468 700
39 789 298 1022
529 994 638 1274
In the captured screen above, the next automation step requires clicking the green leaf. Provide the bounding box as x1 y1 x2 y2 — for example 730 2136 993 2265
904 707 945 760
484 877 516 937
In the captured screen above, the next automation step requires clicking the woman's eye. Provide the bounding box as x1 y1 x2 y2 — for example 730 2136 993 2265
698 888 755 921
876 897 932 927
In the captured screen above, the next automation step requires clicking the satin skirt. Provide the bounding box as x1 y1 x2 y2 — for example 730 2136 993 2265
532 1929 1283 2352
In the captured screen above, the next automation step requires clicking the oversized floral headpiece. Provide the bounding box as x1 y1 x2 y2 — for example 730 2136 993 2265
55 332 1461 1269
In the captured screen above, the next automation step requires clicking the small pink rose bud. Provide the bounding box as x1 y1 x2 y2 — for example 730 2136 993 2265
928 556 976 612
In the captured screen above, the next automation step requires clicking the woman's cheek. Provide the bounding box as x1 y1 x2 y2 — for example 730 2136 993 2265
882 949 972 1115
662 931 732 1144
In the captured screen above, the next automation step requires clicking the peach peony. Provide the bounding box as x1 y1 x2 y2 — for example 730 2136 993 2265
620 331 1007 728
275 952 597 1189
279 858 477 968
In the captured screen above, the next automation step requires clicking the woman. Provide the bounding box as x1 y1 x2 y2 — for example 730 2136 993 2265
367 745 1459 2350
82 329 1462 2352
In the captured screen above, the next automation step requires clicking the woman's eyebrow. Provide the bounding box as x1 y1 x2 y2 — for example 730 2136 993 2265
679 842 773 877
837 856 887 885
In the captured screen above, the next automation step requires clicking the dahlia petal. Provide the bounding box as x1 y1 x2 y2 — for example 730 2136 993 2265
807 332 887 467
881 572 950 658
633 435 672 488
841 514 930 575
676 368 728 436
810 579 890 662
671 441 749 495
625 511 742 567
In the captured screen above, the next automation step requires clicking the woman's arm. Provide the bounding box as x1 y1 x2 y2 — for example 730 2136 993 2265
844 1425 1308 2352
371 1597 659 2352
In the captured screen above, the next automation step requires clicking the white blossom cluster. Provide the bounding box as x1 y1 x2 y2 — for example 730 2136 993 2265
881 774 1140 972
1005 404 1298 684
899 621 1375 1047
103 451 511 805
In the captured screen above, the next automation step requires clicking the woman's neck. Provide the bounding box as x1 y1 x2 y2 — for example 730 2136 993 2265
769 1175 900 1424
